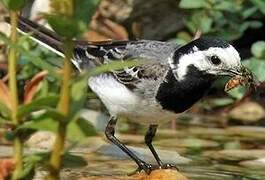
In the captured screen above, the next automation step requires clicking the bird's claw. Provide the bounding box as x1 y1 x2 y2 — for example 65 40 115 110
134 162 179 175
137 161 154 174
160 163 179 171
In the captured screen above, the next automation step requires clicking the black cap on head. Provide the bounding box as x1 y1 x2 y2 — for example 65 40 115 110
173 37 230 63
191 37 230 50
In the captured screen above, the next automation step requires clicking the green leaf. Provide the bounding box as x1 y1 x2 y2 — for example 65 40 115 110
250 0 265 15
70 75 88 117
62 153 87 168
251 41 265 59
0 33 61 79
176 31 192 43
185 19 197 33
19 108 66 133
45 14 84 38
35 79 49 98
179 0 210 9
214 1 236 12
45 0 99 38
249 21 263 29
200 15 213 33
218 30 242 41
28 57 61 79
88 59 143 76
0 101 11 119
19 116 59 132
238 21 263 34
67 117 97 142
18 96 59 119
186 11 213 34
242 7 258 19
74 0 100 25
0 116 9 124
244 58 265 81
2 0 26 10
18 153 48 180
208 98 234 107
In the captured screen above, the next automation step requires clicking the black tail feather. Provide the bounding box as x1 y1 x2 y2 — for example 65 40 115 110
4 16 64 54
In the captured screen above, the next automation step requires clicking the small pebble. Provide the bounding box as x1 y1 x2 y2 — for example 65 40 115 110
133 169 188 180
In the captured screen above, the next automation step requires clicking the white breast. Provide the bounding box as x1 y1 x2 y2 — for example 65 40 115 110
88 74 140 116
88 74 176 124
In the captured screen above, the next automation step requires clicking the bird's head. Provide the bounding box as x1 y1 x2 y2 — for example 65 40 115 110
171 37 246 81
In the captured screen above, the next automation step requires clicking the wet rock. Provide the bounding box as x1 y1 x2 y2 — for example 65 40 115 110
228 102 265 123
26 131 55 150
239 158 265 169
134 169 188 180
156 129 183 139
0 146 12 157
97 144 191 165
227 126 265 139
0 54 6 63
0 22 10 39
81 109 109 132
186 128 227 137
204 149 265 161
71 137 106 154
223 141 241 150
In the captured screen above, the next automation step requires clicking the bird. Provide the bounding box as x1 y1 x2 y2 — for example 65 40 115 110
9 16 248 174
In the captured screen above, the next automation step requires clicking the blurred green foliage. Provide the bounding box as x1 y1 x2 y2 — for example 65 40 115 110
178 0 264 41
1 0 26 10
0 0 144 178
45 0 99 38
0 0 103 178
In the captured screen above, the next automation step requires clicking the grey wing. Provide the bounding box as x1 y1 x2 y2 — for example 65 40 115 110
72 40 178 88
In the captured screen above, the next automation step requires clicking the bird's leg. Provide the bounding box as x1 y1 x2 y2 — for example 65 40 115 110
145 124 178 170
105 116 153 174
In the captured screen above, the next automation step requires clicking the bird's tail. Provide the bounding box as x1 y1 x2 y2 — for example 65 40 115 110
5 16 64 56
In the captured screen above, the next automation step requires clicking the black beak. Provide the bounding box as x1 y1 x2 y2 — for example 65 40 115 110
226 65 249 78
228 65 255 84
224 65 255 92
226 69 243 76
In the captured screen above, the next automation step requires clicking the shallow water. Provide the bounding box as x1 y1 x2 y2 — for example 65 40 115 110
58 124 265 180
2 120 265 179
57 151 265 180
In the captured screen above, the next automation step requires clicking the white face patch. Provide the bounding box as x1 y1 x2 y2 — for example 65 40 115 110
173 45 241 80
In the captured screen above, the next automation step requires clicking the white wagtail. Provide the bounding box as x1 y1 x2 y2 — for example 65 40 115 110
9 16 251 174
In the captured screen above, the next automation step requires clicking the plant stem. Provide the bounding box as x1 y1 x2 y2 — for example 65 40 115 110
8 12 19 126
46 1 74 178
46 40 74 180
57 42 73 115
8 11 23 180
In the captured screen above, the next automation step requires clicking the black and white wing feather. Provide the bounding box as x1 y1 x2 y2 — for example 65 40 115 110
14 16 179 88
73 40 178 88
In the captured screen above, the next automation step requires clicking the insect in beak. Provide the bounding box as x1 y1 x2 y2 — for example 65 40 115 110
224 66 256 92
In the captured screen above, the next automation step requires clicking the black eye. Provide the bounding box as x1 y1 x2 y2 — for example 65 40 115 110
210 55 221 65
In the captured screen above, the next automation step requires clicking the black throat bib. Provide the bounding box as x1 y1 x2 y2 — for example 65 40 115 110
156 66 215 113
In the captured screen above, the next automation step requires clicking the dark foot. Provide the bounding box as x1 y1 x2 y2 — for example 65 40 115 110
130 162 179 175
137 161 154 174
160 163 179 171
